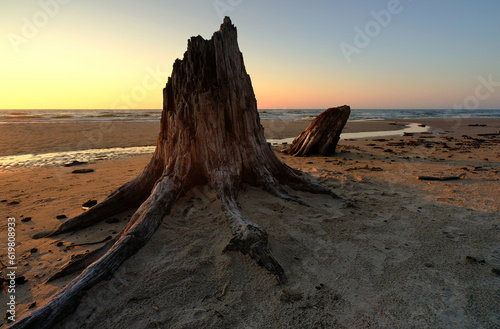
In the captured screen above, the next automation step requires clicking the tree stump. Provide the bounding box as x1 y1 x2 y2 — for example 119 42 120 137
13 17 336 329
288 105 351 156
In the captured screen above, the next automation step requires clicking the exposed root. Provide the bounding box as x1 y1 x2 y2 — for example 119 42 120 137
224 225 287 284
12 177 181 329
219 189 287 284
260 174 309 207
47 236 118 282
285 173 341 199
65 236 113 249
248 160 309 206
264 185 309 207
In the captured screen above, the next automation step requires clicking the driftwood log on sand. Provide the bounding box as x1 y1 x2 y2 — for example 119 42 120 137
417 173 466 181
288 105 351 157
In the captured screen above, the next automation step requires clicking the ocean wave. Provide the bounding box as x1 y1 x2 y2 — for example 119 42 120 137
1 109 499 124
4 115 43 120
95 114 120 118
295 116 314 121
51 115 73 119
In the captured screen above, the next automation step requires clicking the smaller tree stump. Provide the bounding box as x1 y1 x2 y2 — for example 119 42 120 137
288 105 351 156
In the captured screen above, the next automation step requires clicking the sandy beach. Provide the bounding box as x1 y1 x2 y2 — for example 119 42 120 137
1 117 499 328
0 119 415 157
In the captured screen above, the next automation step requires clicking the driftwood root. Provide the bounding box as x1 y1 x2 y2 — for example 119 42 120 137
12 177 181 329
417 173 466 181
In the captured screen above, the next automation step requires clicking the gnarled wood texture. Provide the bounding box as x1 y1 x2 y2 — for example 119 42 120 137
12 17 335 329
289 105 351 156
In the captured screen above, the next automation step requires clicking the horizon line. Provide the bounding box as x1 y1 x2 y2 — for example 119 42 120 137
1 108 500 111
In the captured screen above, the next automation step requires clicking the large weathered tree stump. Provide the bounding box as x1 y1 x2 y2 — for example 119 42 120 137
288 105 351 156
12 17 336 329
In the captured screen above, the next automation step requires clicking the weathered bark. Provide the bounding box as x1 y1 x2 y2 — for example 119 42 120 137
288 105 351 156
12 17 335 329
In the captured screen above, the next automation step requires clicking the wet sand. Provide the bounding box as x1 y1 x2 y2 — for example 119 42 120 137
1 117 499 328
0 119 407 157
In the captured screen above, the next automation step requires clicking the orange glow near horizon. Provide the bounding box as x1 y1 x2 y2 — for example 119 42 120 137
1 1 499 111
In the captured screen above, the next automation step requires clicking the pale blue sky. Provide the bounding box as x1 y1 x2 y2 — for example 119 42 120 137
2 0 500 109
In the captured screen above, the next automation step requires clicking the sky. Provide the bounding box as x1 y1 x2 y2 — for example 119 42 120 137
1 0 500 110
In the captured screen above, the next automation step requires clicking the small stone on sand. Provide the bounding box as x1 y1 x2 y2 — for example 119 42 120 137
82 200 98 208
71 169 94 174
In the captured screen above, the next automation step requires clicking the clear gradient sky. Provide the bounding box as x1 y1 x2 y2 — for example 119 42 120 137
1 0 500 110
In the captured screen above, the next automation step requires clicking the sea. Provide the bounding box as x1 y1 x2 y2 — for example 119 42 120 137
1 108 499 169
1 108 500 124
